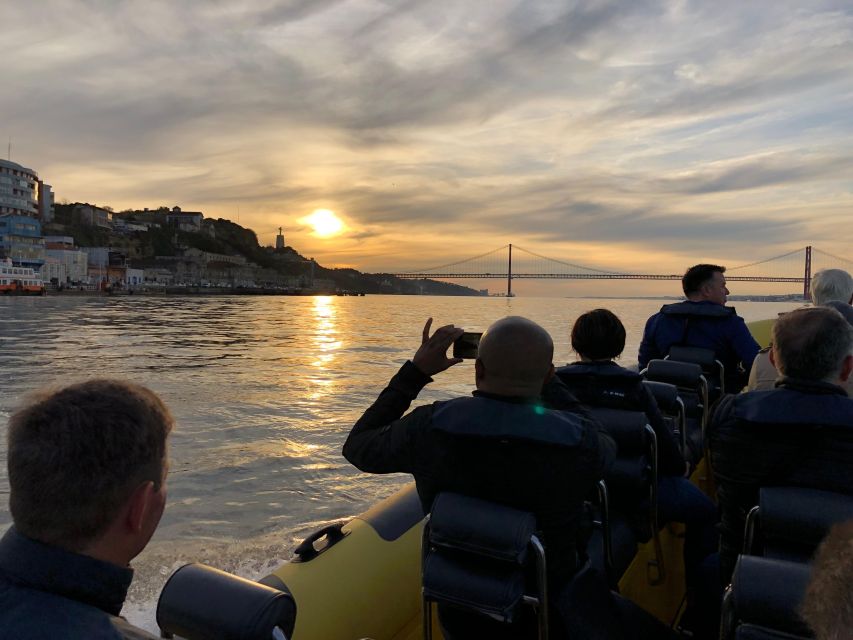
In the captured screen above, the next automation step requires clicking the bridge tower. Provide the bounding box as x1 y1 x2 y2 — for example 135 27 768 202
507 243 512 297
803 245 812 300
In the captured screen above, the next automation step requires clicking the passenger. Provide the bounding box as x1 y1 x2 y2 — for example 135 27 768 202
555 310 717 595
638 263 760 393
343 316 676 639
749 268 853 393
708 307 853 585
0 379 173 640
800 519 853 640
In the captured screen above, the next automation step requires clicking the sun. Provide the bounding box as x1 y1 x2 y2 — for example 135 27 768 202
303 209 345 238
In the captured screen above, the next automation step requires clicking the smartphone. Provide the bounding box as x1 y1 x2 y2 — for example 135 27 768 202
453 332 482 359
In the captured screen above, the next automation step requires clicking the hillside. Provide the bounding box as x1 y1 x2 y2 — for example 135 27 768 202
47 204 485 296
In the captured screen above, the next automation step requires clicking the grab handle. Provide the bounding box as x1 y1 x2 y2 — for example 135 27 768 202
293 523 347 562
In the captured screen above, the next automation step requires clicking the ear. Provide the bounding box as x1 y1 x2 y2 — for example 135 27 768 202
544 363 555 384
474 358 485 383
125 481 157 534
840 354 853 383
768 347 777 369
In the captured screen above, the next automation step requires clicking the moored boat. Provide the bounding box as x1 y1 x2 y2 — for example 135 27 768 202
0 259 45 295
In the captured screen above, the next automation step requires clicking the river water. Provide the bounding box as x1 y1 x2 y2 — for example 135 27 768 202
0 294 801 630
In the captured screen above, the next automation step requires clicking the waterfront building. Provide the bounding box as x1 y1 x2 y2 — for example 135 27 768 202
0 159 38 217
0 214 45 269
40 257 66 284
43 236 88 284
126 268 144 286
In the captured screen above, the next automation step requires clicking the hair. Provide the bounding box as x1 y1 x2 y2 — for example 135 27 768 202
7 379 173 551
571 309 626 360
811 269 853 306
771 307 853 382
800 519 853 640
682 264 726 297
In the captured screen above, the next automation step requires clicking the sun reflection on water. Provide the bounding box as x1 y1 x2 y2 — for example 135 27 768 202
309 297 342 394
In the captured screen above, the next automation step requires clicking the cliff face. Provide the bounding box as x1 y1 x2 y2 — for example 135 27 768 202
46 208 485 295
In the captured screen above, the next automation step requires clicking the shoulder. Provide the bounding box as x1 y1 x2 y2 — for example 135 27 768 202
0 587 125 640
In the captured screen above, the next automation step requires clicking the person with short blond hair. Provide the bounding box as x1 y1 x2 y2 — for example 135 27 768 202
0 379 173 639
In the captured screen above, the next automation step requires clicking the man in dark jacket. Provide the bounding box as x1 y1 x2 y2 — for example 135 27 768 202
639 264 760 392
344 316 675 639
0 380 173 639
708 306 853 584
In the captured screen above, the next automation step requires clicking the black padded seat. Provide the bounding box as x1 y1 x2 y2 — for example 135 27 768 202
643 359 708 464
747 487 853 562
586 408 654 508
667 345 725 397
644 359 704 389
422 492 549 639
157 563 296 640
720 555 812 640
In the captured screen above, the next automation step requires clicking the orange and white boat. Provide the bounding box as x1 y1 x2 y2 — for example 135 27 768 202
0 258 45 295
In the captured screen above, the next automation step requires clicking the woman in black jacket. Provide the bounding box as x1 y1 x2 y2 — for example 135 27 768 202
556 309 718 613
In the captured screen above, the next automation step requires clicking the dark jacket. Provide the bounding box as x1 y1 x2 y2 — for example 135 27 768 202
554 361 685 477
0 527 157 639
708 378 853 583
343 361 615 587
638 300 760 392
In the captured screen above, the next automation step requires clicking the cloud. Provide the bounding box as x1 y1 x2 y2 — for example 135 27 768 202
2 0 853 274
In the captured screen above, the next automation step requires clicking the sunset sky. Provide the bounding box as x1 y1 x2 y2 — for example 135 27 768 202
2 1 852 295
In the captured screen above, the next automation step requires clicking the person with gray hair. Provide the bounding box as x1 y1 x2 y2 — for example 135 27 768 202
709 306 853 585
748 268 853 392
344 316 675 639
811 268 853 307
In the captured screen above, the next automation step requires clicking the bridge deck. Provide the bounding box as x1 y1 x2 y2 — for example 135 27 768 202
392 273 804 282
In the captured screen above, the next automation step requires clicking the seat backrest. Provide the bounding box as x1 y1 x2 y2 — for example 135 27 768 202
720 555 812 640
667 345 726 396
643 359 709 462
587 407 653 504
643 380 686 455
422 492 547 636
644 358 705 392
157 563 297 640
747 487 853 561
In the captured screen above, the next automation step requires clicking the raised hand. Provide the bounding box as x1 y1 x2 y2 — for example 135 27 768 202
412 318 464 377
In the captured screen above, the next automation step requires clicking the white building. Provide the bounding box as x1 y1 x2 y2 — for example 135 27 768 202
44 248 88 283
40 257 67 284
126 268 144 286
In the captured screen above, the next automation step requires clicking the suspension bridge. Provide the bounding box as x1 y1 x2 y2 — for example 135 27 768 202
392 245 853 298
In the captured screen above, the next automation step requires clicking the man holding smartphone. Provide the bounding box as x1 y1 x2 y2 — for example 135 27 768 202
343 316 675 639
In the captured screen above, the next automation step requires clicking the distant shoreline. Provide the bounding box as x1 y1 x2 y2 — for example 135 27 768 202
568 295 807 302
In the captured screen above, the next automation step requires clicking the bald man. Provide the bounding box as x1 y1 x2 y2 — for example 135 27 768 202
344 317 676 639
